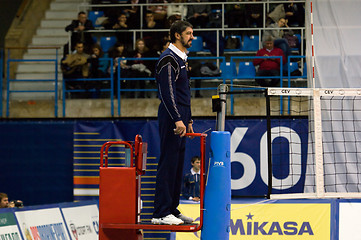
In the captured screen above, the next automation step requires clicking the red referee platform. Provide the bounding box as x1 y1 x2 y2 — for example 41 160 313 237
99 133 207 240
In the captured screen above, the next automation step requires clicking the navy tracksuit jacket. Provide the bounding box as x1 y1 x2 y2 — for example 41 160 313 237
152 46 192 218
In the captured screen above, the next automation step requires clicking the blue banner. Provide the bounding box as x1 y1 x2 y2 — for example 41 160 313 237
73 118 308 199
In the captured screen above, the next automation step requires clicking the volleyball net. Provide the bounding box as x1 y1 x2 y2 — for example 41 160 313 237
267 88 361 199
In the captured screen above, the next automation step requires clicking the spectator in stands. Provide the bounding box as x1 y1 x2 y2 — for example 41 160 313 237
61 42 90 95
122 0 145 29
108 42 130 97
263 17 293 64
89 44 111 98
166 0 187 27
9 200 23 208
89 43 109 78
182 156 201 202
253 36 286 87
268 0 305 27
65 11 94 55
157 39 170 56
0 193 22 208
0 193 9 208
127 39 153 98
107 13 133 48
226 0 246 28
143 11 166 52
245 0 263 29
110 13 129 30
186 0 211 28
147 0 168 26
91 0 122 27
284 0 305 27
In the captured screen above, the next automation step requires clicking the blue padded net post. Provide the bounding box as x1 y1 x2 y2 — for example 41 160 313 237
201 131 231 240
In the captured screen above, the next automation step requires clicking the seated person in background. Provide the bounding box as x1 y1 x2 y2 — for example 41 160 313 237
0 193 9 208
147 0 168 26
61 42 90 92
0 193 23 208
186 0 211 28
253 36 286 87
121 0 145 29
284 0 305 27
263 17 292 64
268 1 305 27
156 39 170 56
106 13 133 49
226 0 246 28
65 11 94 55
182 156 201 202
166 0 187 27
89 44 110 98
127 39 153 98
245 0 263 29
104 12 129 30
9 200 24 208
143 11 166 53
89 43 109 78
108 42 129 96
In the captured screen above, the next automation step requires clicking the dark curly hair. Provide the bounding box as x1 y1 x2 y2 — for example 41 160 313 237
169 20 193 43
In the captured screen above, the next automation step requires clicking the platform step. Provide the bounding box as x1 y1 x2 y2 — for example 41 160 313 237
101 223 199 231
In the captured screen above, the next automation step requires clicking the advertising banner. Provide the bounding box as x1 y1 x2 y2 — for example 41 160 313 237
0 211 21 240
60 203 99 240
177 201 331 240
74 118 308 199
15 207 69 240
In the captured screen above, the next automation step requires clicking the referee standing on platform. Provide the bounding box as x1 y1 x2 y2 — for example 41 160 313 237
151 20 195 225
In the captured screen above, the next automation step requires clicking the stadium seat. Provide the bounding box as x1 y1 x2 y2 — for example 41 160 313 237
220 61 237 79
88 11 104 28
242 35 260 51
295 33 302 45
237 62 256 79
224 35 242 52
188 36 204 52
288 62 299 74
100 36 117 53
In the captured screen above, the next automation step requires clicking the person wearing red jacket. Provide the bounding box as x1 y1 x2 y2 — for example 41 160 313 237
253 36 286 87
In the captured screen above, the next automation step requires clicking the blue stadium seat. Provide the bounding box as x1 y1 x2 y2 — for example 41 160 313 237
237 62 256 79
88 11 104 28
220 61 237 79
100 36 117 53
288 62 299 74
224 35 242 52
242 35 260 51
188 36 204 52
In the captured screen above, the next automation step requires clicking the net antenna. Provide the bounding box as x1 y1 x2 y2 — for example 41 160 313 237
268 88 361 199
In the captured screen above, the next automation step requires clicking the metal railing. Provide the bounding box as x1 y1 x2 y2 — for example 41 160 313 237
116 56 227 116
62 58 114 117
3 52 306 117
228 55 307 114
